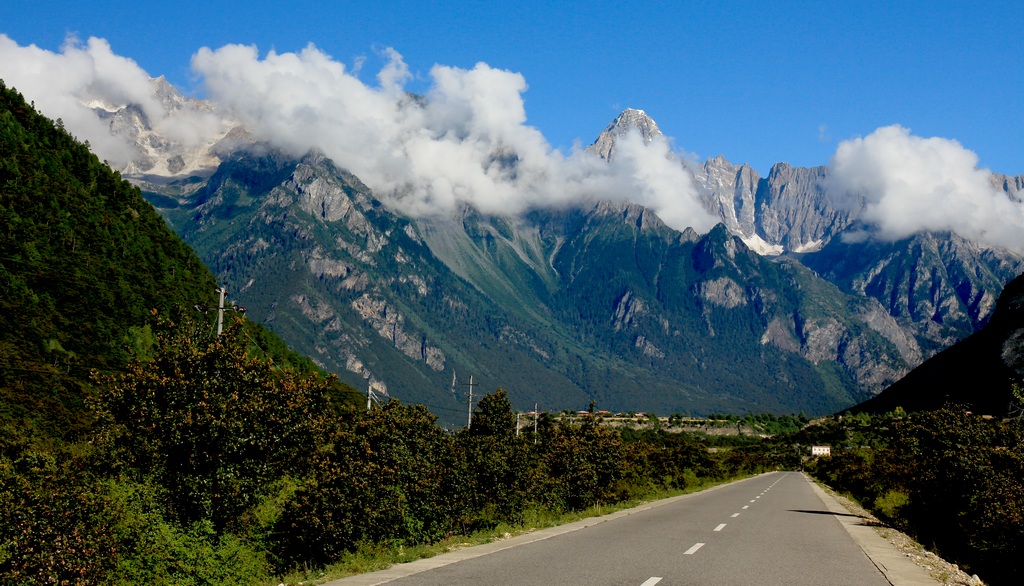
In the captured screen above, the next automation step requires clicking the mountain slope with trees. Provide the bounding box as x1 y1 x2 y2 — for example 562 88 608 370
0 79 222 441
0 80 355 445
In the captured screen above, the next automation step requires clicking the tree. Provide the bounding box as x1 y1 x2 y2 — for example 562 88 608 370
460 390 535 525
276 400 467 566
91 315 334 528
538 412 623 511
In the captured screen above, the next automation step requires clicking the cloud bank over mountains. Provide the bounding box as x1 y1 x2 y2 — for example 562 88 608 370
189 42 717 231
0 35 223 165
2 34 1021 250
829 125 1024 251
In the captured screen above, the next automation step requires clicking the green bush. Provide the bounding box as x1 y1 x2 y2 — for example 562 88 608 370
873 489 909 523
0 447 117 584
459 390 535 526
538 414 623 511
274 401 467 567
91 317 334 529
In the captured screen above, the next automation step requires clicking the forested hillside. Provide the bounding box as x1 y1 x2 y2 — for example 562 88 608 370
0 80 222 441
0 80 357 443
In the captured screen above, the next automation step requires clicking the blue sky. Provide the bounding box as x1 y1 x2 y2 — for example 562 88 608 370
1 0 1021 176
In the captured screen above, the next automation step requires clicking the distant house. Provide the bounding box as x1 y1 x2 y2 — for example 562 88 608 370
810 445 831 457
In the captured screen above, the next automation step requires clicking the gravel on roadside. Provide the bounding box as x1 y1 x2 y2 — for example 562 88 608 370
821 486 984 586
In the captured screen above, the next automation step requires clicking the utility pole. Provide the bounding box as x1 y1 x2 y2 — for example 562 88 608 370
194 286 246 336
463 375 476 429
366 381 382 411
216 287 226 336
534 402 539 443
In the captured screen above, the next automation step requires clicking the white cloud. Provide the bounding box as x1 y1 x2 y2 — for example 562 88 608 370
189 43 718 232
829 125 1024 251
0 35 719 234
0 34 153 164
0 34 231 167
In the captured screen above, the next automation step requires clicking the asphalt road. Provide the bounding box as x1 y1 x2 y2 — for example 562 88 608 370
328 471 937 585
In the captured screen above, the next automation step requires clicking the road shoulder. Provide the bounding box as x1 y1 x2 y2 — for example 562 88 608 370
321 475 765 585
806 475 949 585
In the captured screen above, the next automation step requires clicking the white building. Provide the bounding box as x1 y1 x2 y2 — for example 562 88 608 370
810 445 831 457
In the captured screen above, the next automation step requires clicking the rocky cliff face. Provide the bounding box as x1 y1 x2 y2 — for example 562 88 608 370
693 155 760 243
94 82 1020 416
992 173 1024 201
691 158 860 255
586 108 664 161
801 230 1024 356
756 163 859 252
94 76 234 178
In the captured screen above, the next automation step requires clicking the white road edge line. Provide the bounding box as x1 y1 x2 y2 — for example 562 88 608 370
640 578 663 586
684 542 705 555
714 523 727 531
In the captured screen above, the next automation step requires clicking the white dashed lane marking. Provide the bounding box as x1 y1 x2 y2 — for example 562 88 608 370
684 543 705 555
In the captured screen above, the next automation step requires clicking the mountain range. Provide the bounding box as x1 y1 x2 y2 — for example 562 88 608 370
91 79 1024 423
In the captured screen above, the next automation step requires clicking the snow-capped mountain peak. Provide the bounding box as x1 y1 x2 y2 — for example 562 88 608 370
586 108 663 161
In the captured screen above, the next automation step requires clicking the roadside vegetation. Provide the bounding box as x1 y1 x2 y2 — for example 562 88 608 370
0 313 784 585
799 407 1024 586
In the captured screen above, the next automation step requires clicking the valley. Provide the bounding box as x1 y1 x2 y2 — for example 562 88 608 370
97 81 1024 421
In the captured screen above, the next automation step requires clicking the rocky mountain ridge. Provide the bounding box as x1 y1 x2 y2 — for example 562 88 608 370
585 108 663 161
89 80 1024 416
151 146 916 419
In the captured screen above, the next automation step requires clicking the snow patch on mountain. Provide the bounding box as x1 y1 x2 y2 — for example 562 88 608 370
740 234 784 256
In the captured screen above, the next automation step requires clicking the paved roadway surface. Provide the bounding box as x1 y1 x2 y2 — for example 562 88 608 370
326 472 939 585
